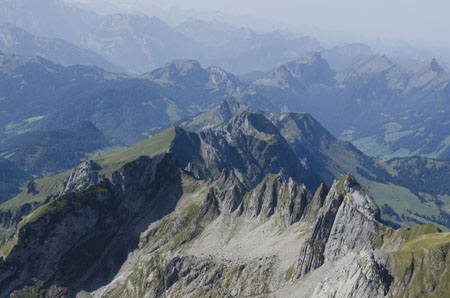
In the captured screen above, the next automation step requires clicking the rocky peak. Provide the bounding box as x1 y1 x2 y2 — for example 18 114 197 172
110 153 175 196
219 98 247 117
274 112 336 145
303 182 329 222
144 59 208 85
255 52 335 89
238 173 312 225
286 51 335 86
224 111 280 138
167 59 203 76
387 58 449 92
337 174 381 220
428 58 444 73
180 98 253 132
350 54 395 74
405 58 445 76
292 174 381 279
59 159 100 194
206 65 241 88
171 116 319 190
213 169 247 212
297 51 324 65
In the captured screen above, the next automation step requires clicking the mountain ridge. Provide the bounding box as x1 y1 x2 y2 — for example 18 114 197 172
0 138 448 297
0 24 125 73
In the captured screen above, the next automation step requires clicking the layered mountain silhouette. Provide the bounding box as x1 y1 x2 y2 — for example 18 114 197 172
0 0 381 75
250 52 450 159
2 48 450 159
0 53 265 145
80 14 200 74
0 24 124 73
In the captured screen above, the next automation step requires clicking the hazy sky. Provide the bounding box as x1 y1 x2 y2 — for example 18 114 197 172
71 0 450 47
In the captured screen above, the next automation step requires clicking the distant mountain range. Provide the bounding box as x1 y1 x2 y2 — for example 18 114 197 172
2 49 450 161
0 24 124 73
0 52 265 145
0 0 97 43
249 52 450 159
80 14 200 74
0 0 379 74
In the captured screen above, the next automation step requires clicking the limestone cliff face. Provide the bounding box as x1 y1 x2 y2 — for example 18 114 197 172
311 250 392 298
60 160 101 194
239 174 312 226
292 174 381 279
213 169 247 213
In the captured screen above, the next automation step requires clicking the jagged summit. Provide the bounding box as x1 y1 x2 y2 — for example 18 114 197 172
165 59 203 75
144 59 205 82
295 51 325 65
350 54 395 73
259 51 335 88
407 57 445 74
275 112 336 143
428 58 444 73
143 59 245 93
224 111 281 136
181 97 253 132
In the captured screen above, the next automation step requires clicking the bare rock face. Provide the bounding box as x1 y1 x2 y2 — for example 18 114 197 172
324 176 380 262
213 169 247 213
239 174 312 226
101 254 277 298
292 174 382 279
59 160 100 194
311 250 392 298
302 182 329 223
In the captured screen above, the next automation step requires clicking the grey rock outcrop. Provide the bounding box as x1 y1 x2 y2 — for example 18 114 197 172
213 169 247 213
292 174 382 279
239 174 312 226
311 250 392 298
60 160 101 194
